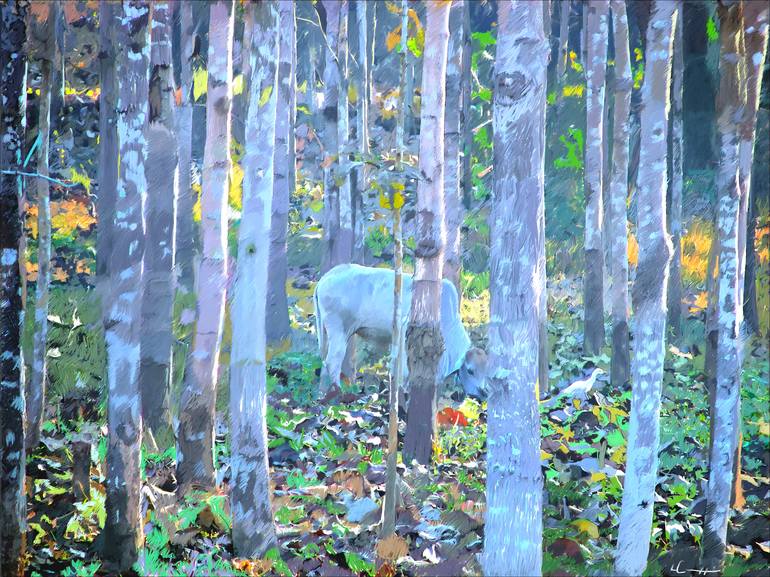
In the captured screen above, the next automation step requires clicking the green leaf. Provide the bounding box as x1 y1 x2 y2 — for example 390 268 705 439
472 30 496 49
407 36 422 58
706 16 718 43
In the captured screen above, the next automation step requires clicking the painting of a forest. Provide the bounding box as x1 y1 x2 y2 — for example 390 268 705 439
1 1 769 576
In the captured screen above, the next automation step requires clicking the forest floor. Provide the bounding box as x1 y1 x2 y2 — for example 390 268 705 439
23 283 770 577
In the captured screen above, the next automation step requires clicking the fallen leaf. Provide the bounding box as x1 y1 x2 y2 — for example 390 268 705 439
376 534 409 561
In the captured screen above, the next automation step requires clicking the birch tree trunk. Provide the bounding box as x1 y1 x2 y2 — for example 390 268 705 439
177 0 233 493
557 0 570 80
354 0 369 264
382 0 410 537
175 1 197 298
443 0 464 298
336 1 353 266
402 0 451 467
703 2 767 569
266 0 295 347
613 3 677 575
667 11 684 340
97 0 118 310
609 0 631 389
483 2 548 575
27 1 57 452
321 0 341 273
102 2 150 571
140 0 178 439
460 0 472 209
230 0 279 558
0 2 29 574
583 0 609 357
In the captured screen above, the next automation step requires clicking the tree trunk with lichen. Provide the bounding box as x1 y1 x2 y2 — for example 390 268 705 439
609 0 631 389
229 0 280 558
177 0 233 494
402 1 451 467
0 2 29 575
482 2 548 575
103 1 150 571
614 3 676 575
583 0 609 356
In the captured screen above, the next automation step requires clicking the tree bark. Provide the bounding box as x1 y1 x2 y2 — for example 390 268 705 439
140 1 177 439
460 0 472 209
0 2 29 575
354 0 369 264
403 1 451 468
743 188 760 335
321 0 342 273
613 3 677 575
102 2 150 571
177 0 234 494
442 0 464 298
382 0 410 538
266 0 295 347
667 11 684 340
27 1 58 452
229 0 280 558
583 0 609 356
174 1 198 298
609 0 631 390
703 2 767 569
557 0 570 80
483 3 548 576
336 1 353 266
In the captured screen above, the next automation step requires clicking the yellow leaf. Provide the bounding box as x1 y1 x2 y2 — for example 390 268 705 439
193 67 208 101
590 472 607 483
348 83 358 104
259 85 273 107
192 182 202 223
562 84 585 98
69 165 92 194
392 191 404 210
232 73 244 96
628 230 639 267
572 519 599 539
379 191 392 210
541 450 553 461
229 161 243 212
386 25 402 52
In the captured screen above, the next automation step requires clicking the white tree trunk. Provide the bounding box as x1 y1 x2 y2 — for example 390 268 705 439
614 3 677 575
321 0 341 273
103 2 150 571
229 0 280 558
354 0 369 264
583 0 609 356
336 1 353 264
177 0 233 493
483 2 548 575
266 0 295 346
140 0 178 438
609 0 631 389
402 0 451 467
442 0 464 297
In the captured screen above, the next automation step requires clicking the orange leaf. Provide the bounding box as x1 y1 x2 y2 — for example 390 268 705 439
437 407 469 428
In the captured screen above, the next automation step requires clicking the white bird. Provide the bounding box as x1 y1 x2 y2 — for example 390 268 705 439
542 367 605 407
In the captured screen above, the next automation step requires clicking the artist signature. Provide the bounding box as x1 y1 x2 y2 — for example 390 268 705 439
670 560 721 575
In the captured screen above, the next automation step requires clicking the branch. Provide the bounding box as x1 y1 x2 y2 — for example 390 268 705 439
1 170 79 188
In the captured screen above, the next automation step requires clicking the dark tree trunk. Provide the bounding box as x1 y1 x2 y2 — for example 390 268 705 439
0 3 29 575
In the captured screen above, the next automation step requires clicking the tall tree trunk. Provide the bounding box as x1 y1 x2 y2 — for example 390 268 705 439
557 0 570 80
443 0 464 298
230 0 280 558
97 0 118 309
460 0 473 209
583 0 609 356
483 3 548 576
175 1 197 298
613 3 677 575
27 1 57 452
609 0 631 389
703 2 767 568
667 11 684 340
321 0 341 273
266 0 295 347
177 0 234 493
102 2 150 571
336 1 353 265
0 2 29 575
354 0 369 264
402 0 451 467
743 188 760 335
140 1 178 439
382 0 410 538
